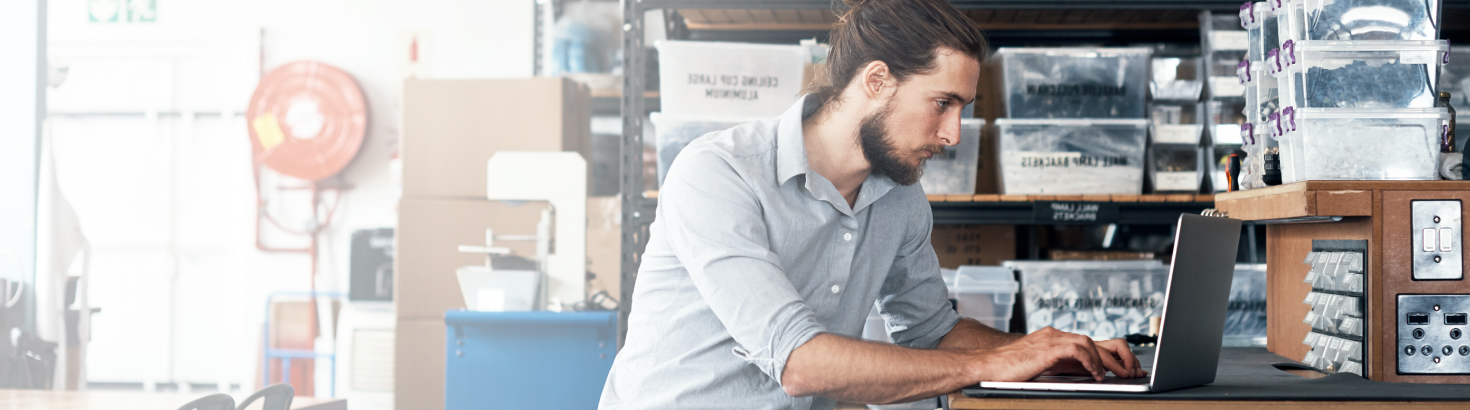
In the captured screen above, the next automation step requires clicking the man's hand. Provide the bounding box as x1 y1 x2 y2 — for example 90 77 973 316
969 327 1145 382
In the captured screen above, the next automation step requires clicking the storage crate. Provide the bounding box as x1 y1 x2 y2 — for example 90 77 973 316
1010 260 1168 339
1011 260 1270 343
994 48 1151 118
862 266 1017 341
1273 107 1449 181
655 40 808 118
1275 40 1449 110
1150 124 1203 193
919 119 985 195
1241 59 1281 126
996 118 1148 195
649 113 760 187
1275 0 1441 42
1226 264 1268 347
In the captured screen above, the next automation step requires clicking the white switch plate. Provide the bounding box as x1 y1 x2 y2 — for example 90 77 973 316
1412 200 1463 280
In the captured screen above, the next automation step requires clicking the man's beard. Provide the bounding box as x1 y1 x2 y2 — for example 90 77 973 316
858 104 939 186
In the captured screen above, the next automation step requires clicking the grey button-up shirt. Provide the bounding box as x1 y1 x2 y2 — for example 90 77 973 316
599 95 960 410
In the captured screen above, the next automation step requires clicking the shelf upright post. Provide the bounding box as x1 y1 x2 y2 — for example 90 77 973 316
618 0 649 349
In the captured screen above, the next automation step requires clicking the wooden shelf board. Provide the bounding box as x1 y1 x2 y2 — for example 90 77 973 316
1215 181 1470 222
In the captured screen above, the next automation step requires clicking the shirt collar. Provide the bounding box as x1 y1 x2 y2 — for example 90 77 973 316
775 94 819 186
775 94 901 215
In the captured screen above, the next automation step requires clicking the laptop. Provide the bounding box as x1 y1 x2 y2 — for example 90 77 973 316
977 213 1242 393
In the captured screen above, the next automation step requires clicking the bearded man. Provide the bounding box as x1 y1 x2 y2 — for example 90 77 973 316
599 1 1144 408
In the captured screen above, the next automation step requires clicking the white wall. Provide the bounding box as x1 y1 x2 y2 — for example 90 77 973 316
0 0 42 335
45 0 533 401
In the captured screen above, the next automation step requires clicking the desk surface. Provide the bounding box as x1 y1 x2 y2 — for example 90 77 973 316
0 389 345 410
949 348 1470 409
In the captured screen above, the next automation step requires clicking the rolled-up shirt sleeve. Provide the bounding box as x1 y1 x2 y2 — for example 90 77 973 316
877 210 961 349
658 146 826 386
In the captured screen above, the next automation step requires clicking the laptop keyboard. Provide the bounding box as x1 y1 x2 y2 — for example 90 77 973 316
1032 375 1151 385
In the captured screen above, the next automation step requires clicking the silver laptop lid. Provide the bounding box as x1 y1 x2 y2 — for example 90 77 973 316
1146 213 1241 392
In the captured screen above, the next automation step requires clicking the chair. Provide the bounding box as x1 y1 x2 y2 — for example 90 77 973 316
236 383 295 410
176 393 235 410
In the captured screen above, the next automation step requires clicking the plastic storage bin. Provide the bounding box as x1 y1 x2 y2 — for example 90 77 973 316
919 119 985 195
655 40 808 118
952 266 1019 332
650 113 761 187
1009 260 1168 340
1225 264 1268 347
1239 59 1280 125
1272 107 1449 181
994 47 1152 118
1274 40 1449 110
1150 124 1203 193
1277 0 1441 42
444 311 617 410
1241 2 1278 63
996 118 1148 195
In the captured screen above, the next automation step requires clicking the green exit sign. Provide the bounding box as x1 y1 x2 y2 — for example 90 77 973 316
88 0 156 23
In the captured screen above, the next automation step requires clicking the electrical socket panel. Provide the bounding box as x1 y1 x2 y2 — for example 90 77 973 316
1411 200 1462 281
1398 295 1470 374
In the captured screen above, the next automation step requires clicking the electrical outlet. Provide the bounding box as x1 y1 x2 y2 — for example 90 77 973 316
1412 200 1462 281
1398 295 1470 374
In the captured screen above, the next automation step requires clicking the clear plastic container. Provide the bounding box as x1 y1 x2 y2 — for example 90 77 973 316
1272 107 1449 181
1239 59 1281 126
1243 2 1272 62
1225 264 1268 347
1276 0 1442 42
918 119 985 195
995 47 1152 118
996 118 1149 195
1150 124 1203 193
1009 260 1169 339
649 113 760 187
1274 40 1448 109
952 266 1019 332
654 40 808 118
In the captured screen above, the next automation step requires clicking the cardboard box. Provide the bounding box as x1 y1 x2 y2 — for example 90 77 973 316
395 198 552 320
401 78 592 199
586 197 621 301
930 225 1016 269
394 319 445 410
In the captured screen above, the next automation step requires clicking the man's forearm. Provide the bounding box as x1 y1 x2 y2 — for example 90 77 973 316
780 333 984 404
936 317 1022 351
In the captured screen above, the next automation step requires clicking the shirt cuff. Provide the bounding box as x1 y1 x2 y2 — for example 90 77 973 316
730 315 827 386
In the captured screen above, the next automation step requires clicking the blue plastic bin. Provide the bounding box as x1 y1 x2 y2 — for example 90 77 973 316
444 310 618 410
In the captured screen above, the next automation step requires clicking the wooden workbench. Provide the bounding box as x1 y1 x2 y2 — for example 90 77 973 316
0 389 346 410
1215 181 1470 384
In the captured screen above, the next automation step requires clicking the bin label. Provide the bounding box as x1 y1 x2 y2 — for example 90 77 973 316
1034 201 1119 223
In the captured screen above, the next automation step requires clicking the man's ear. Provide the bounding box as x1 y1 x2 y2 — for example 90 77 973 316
859 60 893 102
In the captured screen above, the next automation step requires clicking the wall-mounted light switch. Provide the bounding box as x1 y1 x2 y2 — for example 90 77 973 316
1412 200 1463 281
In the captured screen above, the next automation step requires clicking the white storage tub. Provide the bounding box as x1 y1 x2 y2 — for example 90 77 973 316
1150 124 1203 193
655 40 808 118
1009 260 1168 340
1272 40 1449 110
996 118 1148 195
994 47 1152 118
1271 107 1449 181
919 119 985 195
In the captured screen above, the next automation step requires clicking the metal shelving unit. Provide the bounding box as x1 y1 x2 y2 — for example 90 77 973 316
618 0 1257 344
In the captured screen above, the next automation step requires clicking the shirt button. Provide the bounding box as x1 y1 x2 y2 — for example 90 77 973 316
843 233 852 241
831 285 840 294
